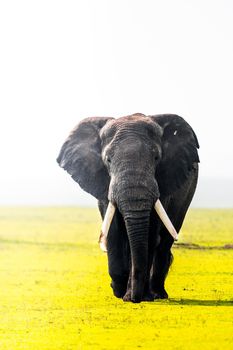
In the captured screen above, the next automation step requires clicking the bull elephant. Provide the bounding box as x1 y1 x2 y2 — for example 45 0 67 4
57 113 199 303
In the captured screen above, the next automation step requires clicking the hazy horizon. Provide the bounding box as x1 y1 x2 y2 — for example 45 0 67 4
1 176 232 208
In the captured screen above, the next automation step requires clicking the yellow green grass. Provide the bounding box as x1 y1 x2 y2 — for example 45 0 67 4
0 207 232 349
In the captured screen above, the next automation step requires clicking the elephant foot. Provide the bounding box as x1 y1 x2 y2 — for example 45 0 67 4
110 281 127 298
122 290 132 302
122 290 155 302
152 289 168 299
142 291 155 301
122 289 142 303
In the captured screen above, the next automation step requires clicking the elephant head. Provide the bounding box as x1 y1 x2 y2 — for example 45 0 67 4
57 113 199 302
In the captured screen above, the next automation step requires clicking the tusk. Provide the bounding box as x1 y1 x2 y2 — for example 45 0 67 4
154 199 178 241
99 202 116 252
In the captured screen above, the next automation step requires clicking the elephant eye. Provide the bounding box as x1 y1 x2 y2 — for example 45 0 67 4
102 147 112 166
154 149 161 162
152 144 162 161
106 156 111 164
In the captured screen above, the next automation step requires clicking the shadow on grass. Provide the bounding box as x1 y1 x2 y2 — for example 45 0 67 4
164 298 233 307
173 242 233 250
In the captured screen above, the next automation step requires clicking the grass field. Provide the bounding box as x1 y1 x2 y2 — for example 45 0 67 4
0 207 232 349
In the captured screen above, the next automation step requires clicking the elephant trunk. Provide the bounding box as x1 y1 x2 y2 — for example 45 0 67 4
123 209 151 303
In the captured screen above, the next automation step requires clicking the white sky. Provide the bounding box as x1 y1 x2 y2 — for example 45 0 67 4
0 0 233 205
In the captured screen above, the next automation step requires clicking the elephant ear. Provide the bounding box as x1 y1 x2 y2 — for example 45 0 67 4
57 117 113 200
150 114 200 196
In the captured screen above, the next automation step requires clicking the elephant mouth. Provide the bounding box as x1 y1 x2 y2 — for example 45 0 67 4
99 199 178 252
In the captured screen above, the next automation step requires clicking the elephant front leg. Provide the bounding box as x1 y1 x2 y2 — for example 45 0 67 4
150 245 173 299
108 245 129 298
107 212 130 298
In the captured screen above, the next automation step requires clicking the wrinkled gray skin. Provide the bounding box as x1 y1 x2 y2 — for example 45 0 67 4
57 113 199 303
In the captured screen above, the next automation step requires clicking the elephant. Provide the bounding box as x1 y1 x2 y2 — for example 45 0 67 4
57 113 199 303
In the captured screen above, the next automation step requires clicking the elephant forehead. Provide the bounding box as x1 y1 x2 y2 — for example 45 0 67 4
101 114 162 138
115 114 152 126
